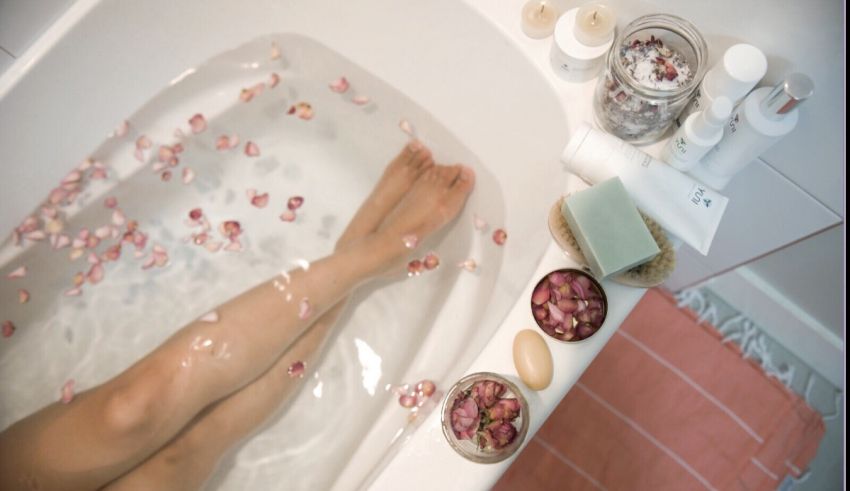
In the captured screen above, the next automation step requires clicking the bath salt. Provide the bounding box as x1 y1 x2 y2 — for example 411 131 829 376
621 37 692 91
595 36 695 141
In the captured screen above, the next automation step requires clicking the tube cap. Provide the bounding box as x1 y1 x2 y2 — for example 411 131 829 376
759 73 814 119
704 44 767 101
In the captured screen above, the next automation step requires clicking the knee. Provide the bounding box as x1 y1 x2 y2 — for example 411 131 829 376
101 381 161 438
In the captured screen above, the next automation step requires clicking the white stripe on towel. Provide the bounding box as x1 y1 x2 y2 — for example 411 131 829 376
534 436 609 491
750 457 779 481
576 382 718 491
617 330 765 444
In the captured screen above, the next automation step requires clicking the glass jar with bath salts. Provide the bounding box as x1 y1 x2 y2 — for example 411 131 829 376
593 14 708 144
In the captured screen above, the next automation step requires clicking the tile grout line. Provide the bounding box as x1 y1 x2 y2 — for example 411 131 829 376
532 437 609 491
0 46 16 58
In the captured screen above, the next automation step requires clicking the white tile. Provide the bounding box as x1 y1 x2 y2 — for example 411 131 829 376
746 224 845 338
0 0 76 56
0 48 13 74
670 159 840 287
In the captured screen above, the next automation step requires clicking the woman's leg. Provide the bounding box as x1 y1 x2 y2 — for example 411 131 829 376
102 142 437 490
0 144 474 491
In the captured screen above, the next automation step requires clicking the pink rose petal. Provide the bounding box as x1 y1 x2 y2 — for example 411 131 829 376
399 119 414 136
423 252 440 270
60 380 75 404
245 141 260 157
54 234 71 250
473 214 488 232
287 196 304 210
407 259 424 277
298 297 312 320
87 263 104 284
415 380 436 397
240 87 256 103
111 209 126 226
104 197 118 209
199 311 219 323
402 234 418 249
7 266 27 279
270 42 282 60
492 228 507 245
113 120 130 137
279 210 296 222
352 95 371 105
399 394 417 408
251 192 269 208
287 102 314 120
161 170 173 182
136 135 152 150
269 72 281 88
329 77 350 93
189 113 207 134
182 167 195 184
189 208 203 221
458 259 477 272
2 320 14 338
64 287 82 297
288 360 306 378
24 231 47 242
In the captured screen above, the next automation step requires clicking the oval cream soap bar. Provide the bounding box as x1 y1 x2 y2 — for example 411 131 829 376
513 329 553 390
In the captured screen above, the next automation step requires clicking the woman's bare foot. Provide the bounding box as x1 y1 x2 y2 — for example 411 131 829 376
377 163 476 250
337 141 434 248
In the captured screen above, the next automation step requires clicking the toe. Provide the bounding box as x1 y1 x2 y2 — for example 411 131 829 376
411 145 432 169
450 165 475 194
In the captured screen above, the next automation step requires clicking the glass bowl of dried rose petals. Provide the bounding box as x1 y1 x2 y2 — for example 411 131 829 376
530 268 608 342
441 372 529 463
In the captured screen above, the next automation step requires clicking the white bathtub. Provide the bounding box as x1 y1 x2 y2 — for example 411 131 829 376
1 1 651 489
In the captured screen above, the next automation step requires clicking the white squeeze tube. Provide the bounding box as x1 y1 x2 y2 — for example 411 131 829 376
561 122 729 255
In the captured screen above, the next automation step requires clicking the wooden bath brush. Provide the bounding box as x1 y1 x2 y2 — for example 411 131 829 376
548 196 676 288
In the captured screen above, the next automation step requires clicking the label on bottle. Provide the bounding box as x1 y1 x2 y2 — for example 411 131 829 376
675 88 705 127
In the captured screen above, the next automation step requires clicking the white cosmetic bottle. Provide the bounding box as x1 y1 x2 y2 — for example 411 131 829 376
690 73 815 190
662 96 732 171
676 44 767 126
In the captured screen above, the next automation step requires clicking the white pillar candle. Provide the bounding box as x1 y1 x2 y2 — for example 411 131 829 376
574 3 617 47
520 0 560 39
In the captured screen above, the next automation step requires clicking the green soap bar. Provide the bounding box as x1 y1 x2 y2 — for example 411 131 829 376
562 177 660 279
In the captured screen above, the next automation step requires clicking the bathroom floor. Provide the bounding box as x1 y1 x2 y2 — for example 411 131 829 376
494 287 843 491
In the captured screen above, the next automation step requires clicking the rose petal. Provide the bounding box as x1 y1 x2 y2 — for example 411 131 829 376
279 210 296 222
136 135 152 150
189 208 203 221
182 167 195 184
25 231 47 242
423 252 440 270
189 114 207 134
407 259 424 277
7 266 27 279
269 73 281 88
251 192 269 208
352 95 371 105
64 287 82 297
2 320 15 338
492 228 507 245
415 380 436 397
245 141 260 157
270 42 282 60
104 197 118 209
329 77 350 93
402 234 418 249
458 258 477 272
287 196 304 210
473 214 488 232
288 361 306 378
240 88 255 103
60 379 75 404
54 234 71 250
298 297 312 320
199 311 219 323
399 119 414 136
288 102 314 120
161 170 172 182
399 394 417 408
113 120 129 137
87 263 104 284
